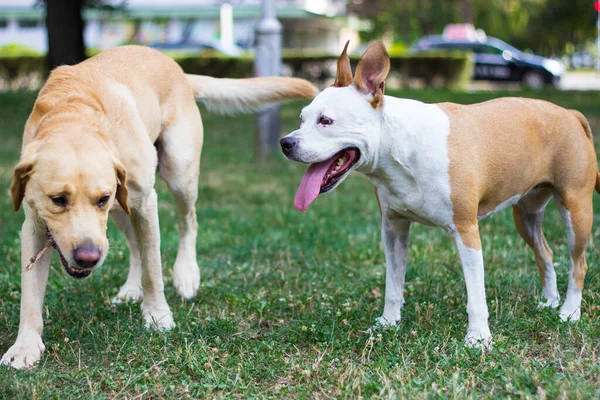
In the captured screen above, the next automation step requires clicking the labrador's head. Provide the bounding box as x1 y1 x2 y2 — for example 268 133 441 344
11 128 129 278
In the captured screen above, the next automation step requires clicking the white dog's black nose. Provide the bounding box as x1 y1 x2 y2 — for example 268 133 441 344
73 245 101 268
280 136 297 156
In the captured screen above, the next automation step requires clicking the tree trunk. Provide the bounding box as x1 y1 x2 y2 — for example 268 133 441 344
45 0 86 71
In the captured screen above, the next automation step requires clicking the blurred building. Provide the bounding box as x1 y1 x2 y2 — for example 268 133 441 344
0 0 355 54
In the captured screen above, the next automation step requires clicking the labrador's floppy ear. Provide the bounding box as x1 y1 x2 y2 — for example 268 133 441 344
333 40 353 87
114 159 130 214
10 154 35 212
11 160 34 212
353 41 391 109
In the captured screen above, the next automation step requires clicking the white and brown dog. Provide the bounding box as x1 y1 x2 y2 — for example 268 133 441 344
3 45 316 368
280 41 598 348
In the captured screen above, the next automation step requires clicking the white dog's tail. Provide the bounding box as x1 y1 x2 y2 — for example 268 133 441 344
570 110 600 193
185 74 318 114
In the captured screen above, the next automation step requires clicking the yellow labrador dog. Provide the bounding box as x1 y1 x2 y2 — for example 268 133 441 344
3 45 316 368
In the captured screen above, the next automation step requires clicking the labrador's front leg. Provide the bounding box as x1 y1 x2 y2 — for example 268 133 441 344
1 213 51 369
130 190 174 330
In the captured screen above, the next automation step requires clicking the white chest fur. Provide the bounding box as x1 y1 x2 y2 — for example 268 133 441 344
365 99 454 228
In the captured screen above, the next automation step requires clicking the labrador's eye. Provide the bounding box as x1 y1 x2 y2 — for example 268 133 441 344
97 194 111 208
318 116 333 126
51 196 67 207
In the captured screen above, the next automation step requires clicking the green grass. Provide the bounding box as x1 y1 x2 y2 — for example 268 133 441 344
0 89 599 398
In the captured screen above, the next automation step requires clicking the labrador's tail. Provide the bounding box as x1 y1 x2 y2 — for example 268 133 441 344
185 74 318 115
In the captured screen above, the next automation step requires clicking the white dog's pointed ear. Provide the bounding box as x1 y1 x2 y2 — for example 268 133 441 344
333 40 353 87
354 41 390 109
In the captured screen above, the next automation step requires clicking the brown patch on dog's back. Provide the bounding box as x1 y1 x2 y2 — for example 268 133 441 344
439 98 598 249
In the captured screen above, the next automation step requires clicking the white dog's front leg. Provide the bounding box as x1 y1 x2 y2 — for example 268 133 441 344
372 217 411 330
1 215 51 369
453 228 492 350
130 190 174 330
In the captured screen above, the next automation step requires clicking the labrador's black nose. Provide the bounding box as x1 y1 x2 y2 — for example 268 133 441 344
280 136 297 156
73 245 101 269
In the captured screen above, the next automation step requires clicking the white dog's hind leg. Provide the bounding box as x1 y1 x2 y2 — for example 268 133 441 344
157 114 202 300
554 192 592 322
110 209 143 304
372 217 411 331
452 225 492 350
1 214 51 369
511 190 560 308
131 190 175 330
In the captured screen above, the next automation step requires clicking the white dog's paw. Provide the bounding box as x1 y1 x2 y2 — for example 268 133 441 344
173 262 200 300
111 284 143 304
537 297 560 309
1 336 45 369
559 306 581 322
142 303 175 331
365 316 400 334
464 329 493 351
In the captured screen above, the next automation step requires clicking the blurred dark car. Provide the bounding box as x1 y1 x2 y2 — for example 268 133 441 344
411 25 564 89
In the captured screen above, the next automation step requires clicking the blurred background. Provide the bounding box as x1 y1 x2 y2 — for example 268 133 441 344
0 0 599 91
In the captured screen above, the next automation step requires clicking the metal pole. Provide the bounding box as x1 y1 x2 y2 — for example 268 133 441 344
254 0 282 161
220 3 233 49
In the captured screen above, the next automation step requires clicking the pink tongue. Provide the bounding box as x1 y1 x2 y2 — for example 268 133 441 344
294 157 338 212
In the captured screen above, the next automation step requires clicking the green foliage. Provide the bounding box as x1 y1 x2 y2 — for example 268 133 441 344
388 42 410 55
351 0 597 55
0 52 474 89
0 45 42 58
385 51 473 89
284 52 473 89
0 56 45 90
0 89 599 396
474 0 597 55
174 55 255 78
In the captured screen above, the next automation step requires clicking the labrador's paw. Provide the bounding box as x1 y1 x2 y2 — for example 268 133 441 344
1 336 45 369
111 284 142 304
173 261 200 300
142 303 175 331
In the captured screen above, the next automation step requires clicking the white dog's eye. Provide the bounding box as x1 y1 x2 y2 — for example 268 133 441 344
318 116 333 126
